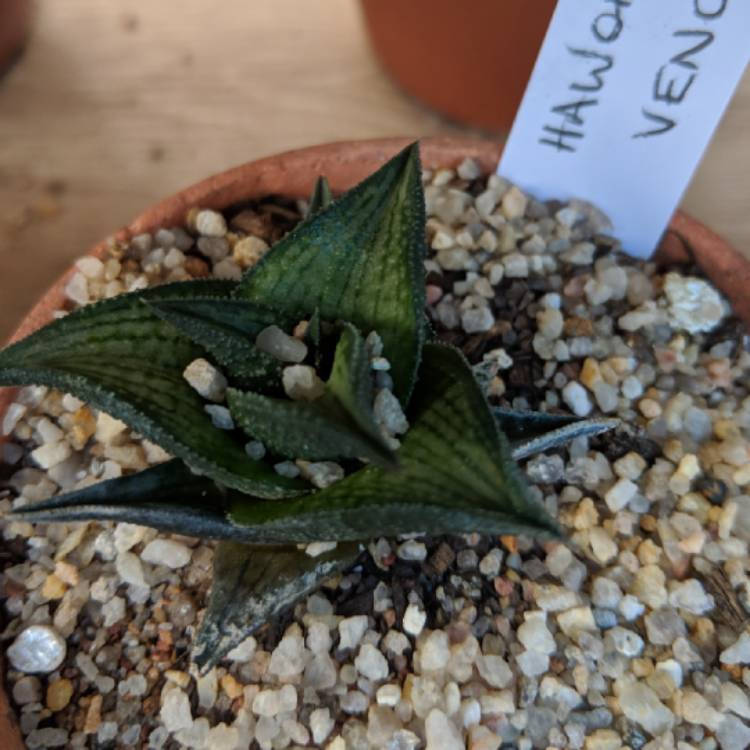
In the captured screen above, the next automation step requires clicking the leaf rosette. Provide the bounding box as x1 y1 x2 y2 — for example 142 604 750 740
0 144 617 664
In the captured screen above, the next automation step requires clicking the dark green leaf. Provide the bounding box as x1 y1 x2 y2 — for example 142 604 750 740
227 325 396 466
235 143 426 403
308 175 332 215
193 541 360 671
8 460 243 539
0 282 305 498
14 349 563 543
494 408 620 460
146 297 287 388
228 344 561 541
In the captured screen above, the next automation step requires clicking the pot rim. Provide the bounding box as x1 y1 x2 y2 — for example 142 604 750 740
0 135 748 749
5 137 749 352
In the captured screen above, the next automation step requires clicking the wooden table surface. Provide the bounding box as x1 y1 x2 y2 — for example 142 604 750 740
1 0 749 340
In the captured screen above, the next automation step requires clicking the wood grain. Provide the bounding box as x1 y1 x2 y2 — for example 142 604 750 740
0 0 748 340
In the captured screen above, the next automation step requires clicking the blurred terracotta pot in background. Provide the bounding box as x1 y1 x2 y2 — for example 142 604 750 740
360 0 556 132
0 0 30 76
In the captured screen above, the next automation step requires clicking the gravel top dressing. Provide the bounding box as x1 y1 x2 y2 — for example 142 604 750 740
2 159 750 750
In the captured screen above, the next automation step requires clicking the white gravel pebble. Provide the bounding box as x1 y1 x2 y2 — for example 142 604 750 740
7 625 66 674
282 365 325 401
562 381 593 417
355 643 389 681
160 687 193 732
141 538 192 569
256 325 308 363
403 603 427 636
183 358 227 402
194 209 227 238
721 631 750 664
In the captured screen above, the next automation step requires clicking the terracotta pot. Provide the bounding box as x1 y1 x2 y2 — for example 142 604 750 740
0 0 30 77
1 136 748 748
360 0 556 132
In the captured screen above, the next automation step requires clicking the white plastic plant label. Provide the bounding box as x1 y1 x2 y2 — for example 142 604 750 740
498 0 750 257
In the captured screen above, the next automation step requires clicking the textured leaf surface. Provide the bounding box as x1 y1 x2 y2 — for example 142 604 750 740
227 324 395 465
193 541 360 671
146 297 286 388
229 344 561 541
0 282 304 498
235 143 426 402
8 460 244 538
495 409 620 460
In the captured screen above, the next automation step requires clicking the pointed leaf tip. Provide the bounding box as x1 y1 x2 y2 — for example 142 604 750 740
0 282 305 498
308 175 332 215
228 343 561 542
235 143 426 404
227 324 397 467
193 541 360 671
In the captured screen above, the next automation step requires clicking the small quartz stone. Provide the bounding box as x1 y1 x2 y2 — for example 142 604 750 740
501 186 528 220
562 382 593 417
160 687 193 732
377 684 401 707
397 540 427 561
589 527 618 563
618 681 674 735
194 209 227 237
282 365 325 401
13 676 42 705
517 616 556 655
720 631 750 664
457 157 481 180
374 389 409 436
355 643 389 681
310 708 335 745
716 715 750 750
339 616 369 650
537 308 564 339
30 440 72 469
268 631 307 677
274 460 300 478
462 307 495 333
604 478 638 512
8 625 66 674
664 272 725 333
253 689 281 717
245 440 266 460
204 404 235 430
632 565 668 609
403 603 427 636
668 579 713 614
118 674 148 698
420 631 450 672
305 540 338 556
141 539 191 569
298 460 345 489
606 627 644 657
101 596 126 627
233 235 269 268
722 683 750 720
256 325 308 363
25 728 69 748
476 654 513 688
116 551 147 587
503 252 529 278
527 454 565 484
182 358 227 402
425 708 464 750
479 548 503 577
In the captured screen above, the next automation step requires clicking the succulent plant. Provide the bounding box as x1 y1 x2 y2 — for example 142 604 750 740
0 144 616 667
